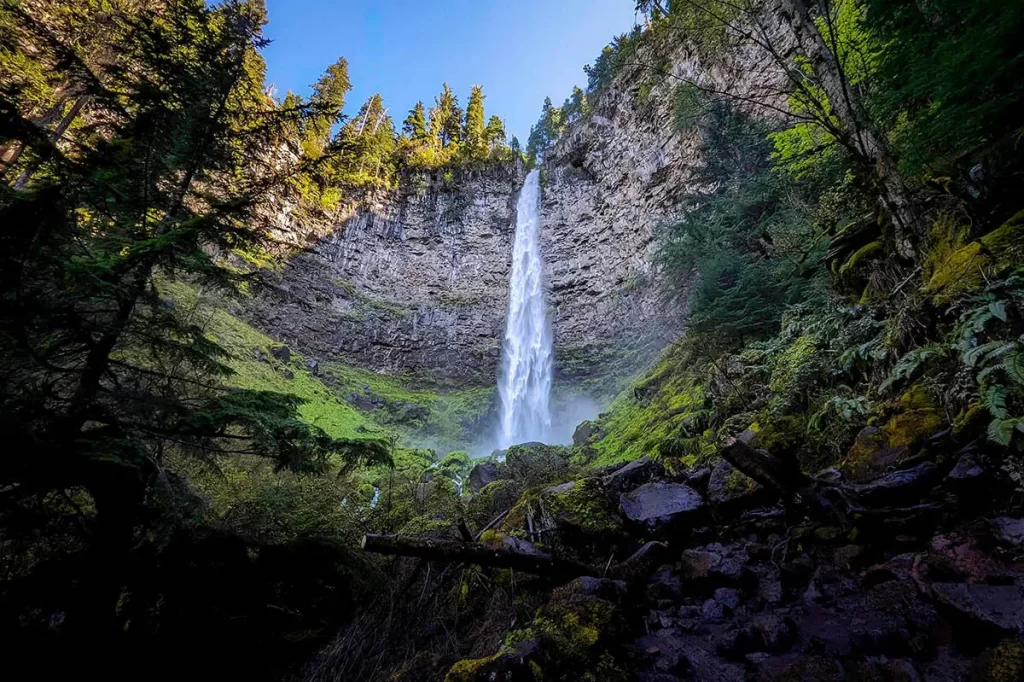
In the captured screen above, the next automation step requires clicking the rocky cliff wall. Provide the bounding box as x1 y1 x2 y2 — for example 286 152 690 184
247 166 520 384
247 36 785 392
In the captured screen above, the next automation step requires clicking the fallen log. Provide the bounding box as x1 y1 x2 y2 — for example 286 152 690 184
360 534 597 579
720 437 809 493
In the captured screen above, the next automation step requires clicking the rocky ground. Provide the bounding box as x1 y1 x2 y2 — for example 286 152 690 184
436 438 1024 682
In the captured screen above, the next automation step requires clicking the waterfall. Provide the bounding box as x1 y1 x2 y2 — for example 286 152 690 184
497 169 553 449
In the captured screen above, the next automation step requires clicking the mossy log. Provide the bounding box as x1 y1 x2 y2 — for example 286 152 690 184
361 534 596 579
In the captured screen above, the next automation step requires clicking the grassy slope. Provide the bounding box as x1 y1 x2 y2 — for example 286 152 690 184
160 279 492 452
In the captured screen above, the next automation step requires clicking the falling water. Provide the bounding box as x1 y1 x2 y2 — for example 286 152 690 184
497 169 553 449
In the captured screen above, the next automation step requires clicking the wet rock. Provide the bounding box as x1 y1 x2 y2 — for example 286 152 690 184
707 460 772 513
620 482 704 535
604 456 662 493
271 345 291 363
850 461 939 505
701 598 726 620
683 466 713 494
467 462 499 493
990 518 1024 549
680 542 749 584
931 583 1024 635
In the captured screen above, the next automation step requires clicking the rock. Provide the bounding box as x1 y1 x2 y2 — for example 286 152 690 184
707 460 771 513
970 638 1024 682
282 368 294 380
634 629 744 681
620 482 705 534
701 598 726 620
843 425 910 482
444 649 536 682
946 456 984 486
391 403 430 423
990 518 1024 549
467 462 499 493
604 456 661 493
680 542 749 584
572 420 604 446
271 345 291 363
504 443 570 487
306 359 319 375
714 587 742 611
750 654 845 682
647 565 684 601
754 567 784 604
558 576 627 602
751 614 797 653
850 462 939 505
931 583 1024 635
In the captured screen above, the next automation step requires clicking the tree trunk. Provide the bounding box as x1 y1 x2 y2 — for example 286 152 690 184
777 0 920 258
361 534 596 579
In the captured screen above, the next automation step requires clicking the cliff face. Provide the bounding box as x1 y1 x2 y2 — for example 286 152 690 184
248 166 520 384
248 42 764 392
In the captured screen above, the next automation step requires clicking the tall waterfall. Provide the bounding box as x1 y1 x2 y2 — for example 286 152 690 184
497 169 553 448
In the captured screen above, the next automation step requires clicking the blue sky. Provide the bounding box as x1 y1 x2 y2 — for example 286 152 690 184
261 0 639 142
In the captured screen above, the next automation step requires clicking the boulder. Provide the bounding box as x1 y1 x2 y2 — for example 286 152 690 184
620 482 705 534
572 420 604 446
467 462 499 494
931 583 1024 635
504 442 570 487
306 359 319 375
850 461 939 506
603 456 661 493
990 518 1024 549
271 345 291 363
707 460 770 512
634 629 745 681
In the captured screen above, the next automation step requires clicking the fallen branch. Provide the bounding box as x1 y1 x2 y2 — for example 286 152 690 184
361 534 596 580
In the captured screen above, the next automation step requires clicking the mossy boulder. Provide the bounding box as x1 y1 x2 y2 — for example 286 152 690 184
507 589 627 681
542 478 622 537
444 649 537 682
707 460 772 512
841 385 943 481
971 639 1024 682
504 442 571 488
925 210 1024 305
468 479 521 528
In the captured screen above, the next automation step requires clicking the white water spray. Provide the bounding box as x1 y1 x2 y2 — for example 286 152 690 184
497 169 553 449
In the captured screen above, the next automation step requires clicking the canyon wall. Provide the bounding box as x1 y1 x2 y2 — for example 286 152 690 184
247 38 781 392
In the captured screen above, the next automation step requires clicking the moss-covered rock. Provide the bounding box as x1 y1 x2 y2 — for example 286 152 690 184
504 443 571 488
971 638 1024 682
925 210 1024 305
444 650 537 682
543 478 622 536
842 385 943 481
468 479 521 527
981 209 1024 269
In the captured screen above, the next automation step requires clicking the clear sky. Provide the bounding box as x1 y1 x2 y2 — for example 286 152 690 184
260 0 639 143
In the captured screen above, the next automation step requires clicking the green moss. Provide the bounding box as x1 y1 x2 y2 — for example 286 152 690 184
954 402 988 438
981 209 1024 269
479 529 506 548
444 651 517 682
838 240 882 277
769 334 817 394
397 517 453 536
545 478 621 535
882 385 943 448
971 639 1024 682
751 414 807 454
926 240 988 304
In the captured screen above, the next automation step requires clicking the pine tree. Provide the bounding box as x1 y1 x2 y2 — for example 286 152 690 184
430 82 459 147
464 85 487 159
403 100 428 140
338 93 397 186
485 115 507 151
302 57 351 158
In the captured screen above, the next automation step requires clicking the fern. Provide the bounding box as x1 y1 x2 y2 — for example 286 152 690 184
879 344 943 393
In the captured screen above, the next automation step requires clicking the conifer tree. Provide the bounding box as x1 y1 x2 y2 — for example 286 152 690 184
485 115 507 151
464 85 487 159
338 93 396 186
402 100 428 140
429 82 459 147
302 57 351 158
